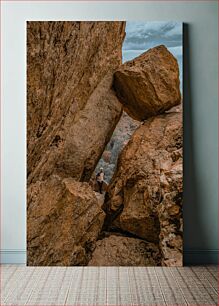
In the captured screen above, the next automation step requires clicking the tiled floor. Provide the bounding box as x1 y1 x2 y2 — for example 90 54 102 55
1 265 218 305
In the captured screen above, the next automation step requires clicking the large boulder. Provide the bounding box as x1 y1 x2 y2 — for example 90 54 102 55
106 109 183 266
88 235 161 266
27 176 105 266
27 21 125 184
56 72 122 182
113 45 181 121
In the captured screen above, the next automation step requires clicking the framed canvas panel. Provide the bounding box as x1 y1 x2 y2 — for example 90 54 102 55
27 21 183 266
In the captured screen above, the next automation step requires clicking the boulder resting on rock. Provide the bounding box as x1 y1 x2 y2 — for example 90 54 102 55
113 45 181 121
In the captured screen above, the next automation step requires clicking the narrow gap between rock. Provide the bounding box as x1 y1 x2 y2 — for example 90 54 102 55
89 32 142 243
95 111 140 185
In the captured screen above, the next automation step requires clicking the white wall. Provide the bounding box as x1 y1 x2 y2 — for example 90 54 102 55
1 1 218 263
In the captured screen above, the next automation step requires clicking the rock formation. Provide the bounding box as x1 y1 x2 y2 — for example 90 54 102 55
27 22 182 266
56 72 122 182
88 235 161 266
27 21 125 184
103 109 183 266
27 176 105 266
113 45 181 121
27 21 125 266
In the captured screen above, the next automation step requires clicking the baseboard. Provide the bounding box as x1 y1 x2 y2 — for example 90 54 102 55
184 249 218 265
1 249 218 265
0 250 26 264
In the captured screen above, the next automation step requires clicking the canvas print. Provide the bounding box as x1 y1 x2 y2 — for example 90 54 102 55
27 21 183 266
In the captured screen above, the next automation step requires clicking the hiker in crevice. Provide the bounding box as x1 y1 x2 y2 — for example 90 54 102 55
96 167 105 194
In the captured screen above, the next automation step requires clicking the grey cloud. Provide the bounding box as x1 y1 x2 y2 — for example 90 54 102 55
123 21 182 51
122 22 183 90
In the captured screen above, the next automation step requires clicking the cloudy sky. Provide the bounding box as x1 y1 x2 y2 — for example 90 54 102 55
123 21 182 87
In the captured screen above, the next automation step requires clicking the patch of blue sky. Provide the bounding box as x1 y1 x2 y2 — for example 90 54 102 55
122 22 183 91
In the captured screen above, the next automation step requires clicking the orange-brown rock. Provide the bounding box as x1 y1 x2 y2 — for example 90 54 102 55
27 22 125 184
88 235 161 266
27 176 105 266
157 184 183 266
113 45 181 121
105 110 183 266
55 72 122 181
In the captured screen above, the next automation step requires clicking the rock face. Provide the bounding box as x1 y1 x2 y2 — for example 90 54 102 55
54 72 123 182
27 21 126 266
88 235 161 266
113 45 181 121
105 109 183 266
157 190 183 266
27 176 105 266
27 21 125 184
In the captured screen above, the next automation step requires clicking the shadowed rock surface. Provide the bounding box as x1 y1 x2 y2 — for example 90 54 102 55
27 176 105 266
88 235 161 266
113 45 181 121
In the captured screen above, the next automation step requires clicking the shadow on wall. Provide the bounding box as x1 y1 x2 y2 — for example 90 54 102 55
183 24 208 264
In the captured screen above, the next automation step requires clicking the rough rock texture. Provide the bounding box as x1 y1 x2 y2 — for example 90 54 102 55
157 190 183 266
88 235 161 266
27 176 105 266
27 21 183 267
27 22 125 266
105 109 183 266
27 21 125 184
113 45 181 121
56 72 123 181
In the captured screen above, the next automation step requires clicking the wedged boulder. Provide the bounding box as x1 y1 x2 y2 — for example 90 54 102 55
27 21 125 184
106 110 183 266
88 235 161 266
56 72 123 181
113 45 181 121
27 176 105 266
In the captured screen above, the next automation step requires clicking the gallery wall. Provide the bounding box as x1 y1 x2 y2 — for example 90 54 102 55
1 0 218 263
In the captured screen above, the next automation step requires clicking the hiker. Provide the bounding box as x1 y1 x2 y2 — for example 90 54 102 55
96 167 104 194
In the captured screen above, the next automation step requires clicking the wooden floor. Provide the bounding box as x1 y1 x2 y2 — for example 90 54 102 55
1 265 218 305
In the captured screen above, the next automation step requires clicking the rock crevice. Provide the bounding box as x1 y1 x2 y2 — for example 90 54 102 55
94 110 182 266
